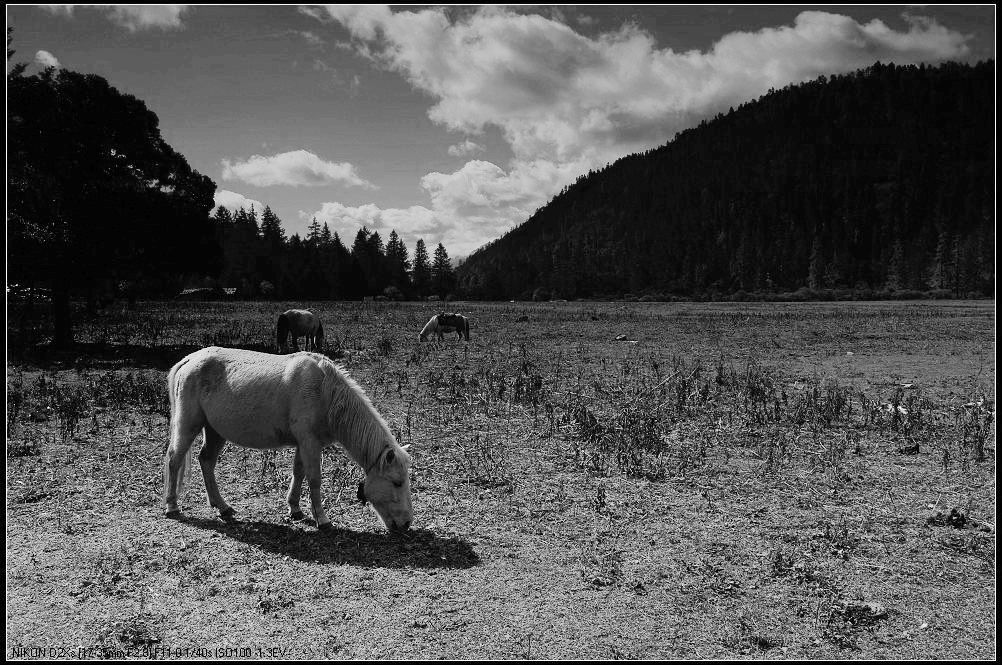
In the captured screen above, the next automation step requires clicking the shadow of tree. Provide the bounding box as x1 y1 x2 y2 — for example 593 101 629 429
182 516 481 570
12 342 277 371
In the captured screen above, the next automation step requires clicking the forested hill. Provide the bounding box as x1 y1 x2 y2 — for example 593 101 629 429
457 61 994 301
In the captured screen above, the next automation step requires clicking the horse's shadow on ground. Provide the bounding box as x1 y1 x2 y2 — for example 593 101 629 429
182 516 481 569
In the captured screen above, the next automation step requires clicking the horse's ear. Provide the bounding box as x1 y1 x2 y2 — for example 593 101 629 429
401 444 411 452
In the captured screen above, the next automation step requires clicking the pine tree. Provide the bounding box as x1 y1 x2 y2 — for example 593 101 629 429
884 240 904 291
385 230 411 294
411 239 431 299
926 230 949 290
432 242 455 298
259 205 286 253
307 217 323 249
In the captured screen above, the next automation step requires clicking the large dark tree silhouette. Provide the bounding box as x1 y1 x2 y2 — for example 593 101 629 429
8 64 219 346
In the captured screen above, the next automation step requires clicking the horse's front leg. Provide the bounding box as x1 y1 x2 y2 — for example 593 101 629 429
292 335 300 352
298 439 332 530
286 448 305 520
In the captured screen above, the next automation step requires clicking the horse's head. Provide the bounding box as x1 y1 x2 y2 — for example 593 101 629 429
315 322 325 351
358 444 412 532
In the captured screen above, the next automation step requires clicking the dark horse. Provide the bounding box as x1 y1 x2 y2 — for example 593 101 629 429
277 309 325 353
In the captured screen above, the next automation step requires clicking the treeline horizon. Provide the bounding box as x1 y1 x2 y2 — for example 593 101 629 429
198 204 458 301
457 61 995 302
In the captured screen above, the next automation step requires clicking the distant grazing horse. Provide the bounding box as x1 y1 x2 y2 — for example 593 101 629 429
277 309 324 353
163 347 413 531
419 312 470 342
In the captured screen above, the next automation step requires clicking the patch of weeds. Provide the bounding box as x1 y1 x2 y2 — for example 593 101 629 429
75 544 140 598
53 383 91 441
817 516 859 559
768 546 831 591
937 532 995 562
703 560 743 596
823 599 889 649
580 538 623 589
7 367 26 434
8 431 44 457
14 488 52 504
591 483 609 515
953 395 995 465
257 591 296 614
722 608 781 653
163 549 213 582
551 478 573 512
376 335 393 357
457 432 513 489
95 612 163 658
926 507 970 529
755 427 792 475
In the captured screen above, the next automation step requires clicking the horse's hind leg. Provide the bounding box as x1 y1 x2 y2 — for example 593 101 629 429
163 402 203 517
292 335 300 352
199 423 235 519
286 448 306 520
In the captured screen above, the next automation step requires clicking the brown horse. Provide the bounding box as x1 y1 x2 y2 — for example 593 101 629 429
277 309 324 353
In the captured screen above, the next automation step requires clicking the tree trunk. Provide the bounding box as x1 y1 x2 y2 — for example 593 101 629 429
52 277 74 348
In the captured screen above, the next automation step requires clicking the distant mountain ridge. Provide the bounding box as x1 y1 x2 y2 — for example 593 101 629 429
457 61 994 300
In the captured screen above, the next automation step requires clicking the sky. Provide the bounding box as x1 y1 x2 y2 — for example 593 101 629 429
6 4 996 257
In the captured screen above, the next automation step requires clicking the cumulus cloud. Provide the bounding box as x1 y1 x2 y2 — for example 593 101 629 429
34 50 61 69
213 190 264 215
300 158 584 255
310 6 972 252
447 140 485 157
41 5 190 31
221 150 376 189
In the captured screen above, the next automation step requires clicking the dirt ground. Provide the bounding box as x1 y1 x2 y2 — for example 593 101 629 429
6 300 995 659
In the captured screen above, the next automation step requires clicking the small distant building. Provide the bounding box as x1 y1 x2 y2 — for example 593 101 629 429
176 287 225 301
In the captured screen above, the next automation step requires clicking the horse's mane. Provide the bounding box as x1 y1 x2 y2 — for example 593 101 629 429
419 315 438 337
316 355 408 472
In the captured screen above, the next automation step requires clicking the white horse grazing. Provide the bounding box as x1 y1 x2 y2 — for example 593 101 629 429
163 347 412 532
419 312 470 342
277 309 324 353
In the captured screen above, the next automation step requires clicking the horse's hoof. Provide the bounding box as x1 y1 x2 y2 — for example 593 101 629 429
318 521 334 532
218 507 236 520
289 510 305 521
165 509 183 520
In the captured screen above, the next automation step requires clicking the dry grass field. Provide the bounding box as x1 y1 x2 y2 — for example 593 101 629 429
6 300 995 659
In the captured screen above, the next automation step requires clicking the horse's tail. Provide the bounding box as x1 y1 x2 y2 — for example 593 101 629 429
464 317 470 341
164 358 192 501
315 319 325 352
277 313 289 352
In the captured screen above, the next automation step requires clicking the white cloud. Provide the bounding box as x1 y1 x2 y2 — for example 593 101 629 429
300 158 584 256
298 30 325 47
41 5 190 31
213 190 264 215
221 150 376 189
447 140 485 157
34 50 61 69
312 6 972 252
